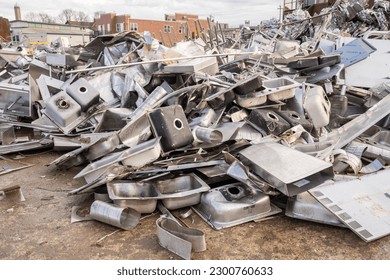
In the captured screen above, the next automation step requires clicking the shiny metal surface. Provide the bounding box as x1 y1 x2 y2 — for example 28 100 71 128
90 200 140 230
155 174 210 210
193 183 281 230
107 181 158 213
240 142 334 196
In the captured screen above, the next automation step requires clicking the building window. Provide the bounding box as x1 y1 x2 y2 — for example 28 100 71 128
98 25 102 33
116 23 124 32
178 24 185 34
107 23 111 33
130 23 138 31
164 25 171 33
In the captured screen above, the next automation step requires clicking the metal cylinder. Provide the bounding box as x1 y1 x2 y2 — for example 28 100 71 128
193 126 223 144
90 200 140 230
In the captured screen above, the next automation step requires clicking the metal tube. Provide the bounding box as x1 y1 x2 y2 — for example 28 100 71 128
159 30 166 46
166 30 173 47
90 200 140 230
171 26 179 43
65 52 259 74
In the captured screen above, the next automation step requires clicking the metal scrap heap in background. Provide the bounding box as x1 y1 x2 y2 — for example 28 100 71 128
1 0 390 259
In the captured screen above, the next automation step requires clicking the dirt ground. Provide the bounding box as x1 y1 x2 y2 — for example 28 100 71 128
1 151 390 260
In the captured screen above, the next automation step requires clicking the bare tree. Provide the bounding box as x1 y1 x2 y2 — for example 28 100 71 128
24 12 41 22
58 9 76 23
75 11 90 22
38 13 56 23
24 12 56 23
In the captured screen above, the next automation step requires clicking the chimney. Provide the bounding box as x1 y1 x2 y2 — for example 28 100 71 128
14 3 21 21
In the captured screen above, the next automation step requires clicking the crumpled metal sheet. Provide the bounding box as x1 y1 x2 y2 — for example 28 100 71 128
2 11 390 248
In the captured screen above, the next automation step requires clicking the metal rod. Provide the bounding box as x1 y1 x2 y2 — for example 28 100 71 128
159 30 166 46
197 19 208 43
7 96 22 110
207 17 215 49
65 52 260 74
171 26 179 44
218 23 226 45
166 30 173 47
185 21 190 40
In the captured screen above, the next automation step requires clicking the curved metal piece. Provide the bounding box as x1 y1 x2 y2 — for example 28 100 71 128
333 152 362 175
363 31 390 40
156 216 206 260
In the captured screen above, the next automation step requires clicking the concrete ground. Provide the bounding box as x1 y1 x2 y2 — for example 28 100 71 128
1 151 390 260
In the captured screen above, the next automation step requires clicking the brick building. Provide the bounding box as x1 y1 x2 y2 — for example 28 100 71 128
0 17 11 42
95 12 228 46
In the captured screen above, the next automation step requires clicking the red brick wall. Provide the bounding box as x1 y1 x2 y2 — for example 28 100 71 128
95 13 116 34
0 17 11 41
129 18 210 46
115 15 131 32
94 13 219 46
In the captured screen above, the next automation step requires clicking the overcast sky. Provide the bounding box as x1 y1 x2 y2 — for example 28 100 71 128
0 0 282 27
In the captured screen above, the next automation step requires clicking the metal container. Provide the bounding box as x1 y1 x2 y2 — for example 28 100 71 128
193 183 281 230
303 86 331 129
66 78 100 111
248 109 290 135
261 77 301 101
233 74 264 95
149 105 194 152
107 181 158 213
276 110 313 132
155 174 210 210
235 91 267 108
45 91 81 128
89 200 140 230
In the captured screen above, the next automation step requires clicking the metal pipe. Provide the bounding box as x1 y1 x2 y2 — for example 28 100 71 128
166 30 173 47
218 23 226 45
171 26 179 43
65 52 260 74
197 19 208 43
159 30 166 46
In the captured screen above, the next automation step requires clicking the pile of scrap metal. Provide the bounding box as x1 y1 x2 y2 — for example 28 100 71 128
240 0 390 52
1 22 390 259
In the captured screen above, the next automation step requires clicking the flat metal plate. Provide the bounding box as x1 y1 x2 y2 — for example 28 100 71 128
239 142 334 196
343 38 390 88
332 38 376 67
309 169 390 242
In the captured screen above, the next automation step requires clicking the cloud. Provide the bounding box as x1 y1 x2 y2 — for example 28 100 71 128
0 0 281 27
